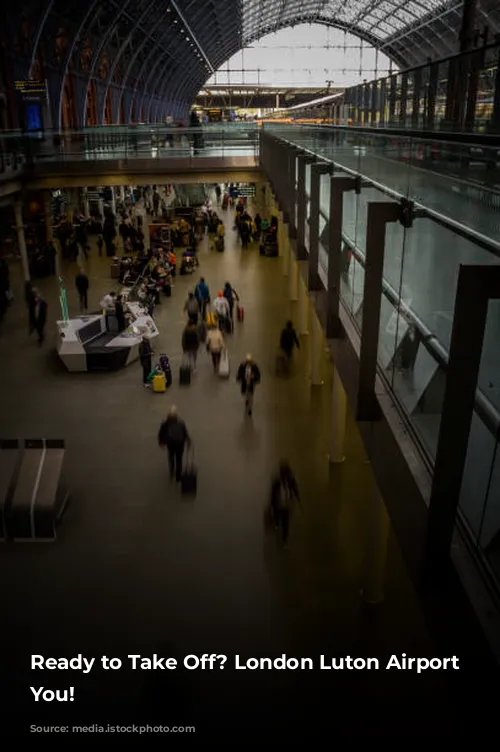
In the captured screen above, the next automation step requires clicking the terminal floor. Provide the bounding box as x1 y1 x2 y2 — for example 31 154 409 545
0 211 461 738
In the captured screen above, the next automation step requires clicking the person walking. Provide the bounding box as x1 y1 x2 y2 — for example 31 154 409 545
213 290 230 332
158 406 191 483
75 269 89 312
32 289 48 345
183 291 200 324
194 276 210 319
279 320 300 373
182 319 200 372
206 325 225 372
223 281 239 324
139 335 153 387
236 354 261 416
270 461 300 548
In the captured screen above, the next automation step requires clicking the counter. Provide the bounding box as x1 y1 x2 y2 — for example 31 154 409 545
57 303 158 372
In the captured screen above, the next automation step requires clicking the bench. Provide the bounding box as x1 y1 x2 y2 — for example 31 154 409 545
0 440 20 541
8 439 70 542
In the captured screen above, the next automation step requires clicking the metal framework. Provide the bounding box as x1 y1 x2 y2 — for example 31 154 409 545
2 0 499 127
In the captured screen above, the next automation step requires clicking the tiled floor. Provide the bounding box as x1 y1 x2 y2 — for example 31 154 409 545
0 196 455 739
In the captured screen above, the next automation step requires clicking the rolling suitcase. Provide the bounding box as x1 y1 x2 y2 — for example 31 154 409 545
181 449 197 496
153 373 166 392
236 304 244 322
215 237 224 252
179 364 191 386
218 349 230 378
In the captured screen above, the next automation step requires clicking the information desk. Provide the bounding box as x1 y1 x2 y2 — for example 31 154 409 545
57 302 158 372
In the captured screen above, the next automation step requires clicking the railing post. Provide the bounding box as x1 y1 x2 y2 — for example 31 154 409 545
308 161 333 292
424 266 500 581
357 201 401 421
326 176 359 338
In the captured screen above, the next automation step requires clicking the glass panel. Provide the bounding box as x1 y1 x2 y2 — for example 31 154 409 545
305 162 311 197
479 438 500 582
320 172 330 217
459 412 497 542
377 222 408 378
479 300 500 413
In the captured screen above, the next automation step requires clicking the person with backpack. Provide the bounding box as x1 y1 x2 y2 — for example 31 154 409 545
280 320 300 367
194 277 210 318
158 406 192 483
184 291 200 324
270 461 300 548
223 281 239 323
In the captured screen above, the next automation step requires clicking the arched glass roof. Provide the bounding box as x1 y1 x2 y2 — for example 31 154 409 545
5 0 500 124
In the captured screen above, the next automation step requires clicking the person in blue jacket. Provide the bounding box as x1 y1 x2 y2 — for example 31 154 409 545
194 277 210 318
223 281 239 324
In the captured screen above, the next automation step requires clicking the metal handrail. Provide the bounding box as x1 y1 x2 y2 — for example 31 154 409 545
264 131 500 436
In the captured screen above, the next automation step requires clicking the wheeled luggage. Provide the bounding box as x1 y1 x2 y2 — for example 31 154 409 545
153 373 166 393
236 304 244 322
276 352 289 377
159 354 172 387
215 237 224 252
179 364 191 386
181 456 197 496
218 349 230 378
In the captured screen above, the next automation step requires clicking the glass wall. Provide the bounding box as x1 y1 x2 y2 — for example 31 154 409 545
275 125 500 589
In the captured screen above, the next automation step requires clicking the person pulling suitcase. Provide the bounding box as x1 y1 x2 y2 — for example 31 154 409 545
158 406 192 483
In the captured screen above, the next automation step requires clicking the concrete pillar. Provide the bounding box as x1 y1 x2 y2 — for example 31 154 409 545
298 276 309 335
361 483 391 605
329 366 347 463
83 188 90 219
289 257 298 301
310 304 323 386
14 200 30 281
119 185 125 202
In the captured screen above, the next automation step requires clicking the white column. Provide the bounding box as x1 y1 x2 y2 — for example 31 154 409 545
361 483 391 605
289 256 298 301
298 277 309 335
14 201 30 281
119 185 125 202
98 199 104 219
329 366 347 463
310 304 323 386
110 186 117 216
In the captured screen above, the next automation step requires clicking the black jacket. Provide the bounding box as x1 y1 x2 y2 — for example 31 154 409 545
139 339 152 363
280 326 300 355
236 362 261 394
158 417 190 448
75 273 89 293
182 325 199 352
271 471 299 510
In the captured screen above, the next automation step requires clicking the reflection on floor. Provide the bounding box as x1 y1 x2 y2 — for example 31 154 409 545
0 197 457 738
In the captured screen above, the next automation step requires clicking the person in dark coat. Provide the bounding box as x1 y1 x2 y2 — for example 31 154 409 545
280 320 300 362
32 289 47 345
115 295 126 332
223 281 239 322
236 353 261 417
139 336 153 387
158 406 191 482
270 461 300 547
182 320 200 371
75 269 89 311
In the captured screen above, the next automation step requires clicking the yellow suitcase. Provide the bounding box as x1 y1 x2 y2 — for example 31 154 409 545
153 373 166 393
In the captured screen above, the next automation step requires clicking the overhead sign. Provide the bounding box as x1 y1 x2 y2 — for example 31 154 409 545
15 80 47 96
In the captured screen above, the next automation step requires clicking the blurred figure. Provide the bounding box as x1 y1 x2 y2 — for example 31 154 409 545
279 320 300 371
32 289 47 345
75 268 89 312
182 319 200 372
223 281 239 322
194 276 210 318
158 406 192 483
139 335 153 387
206 325 225 372
236 354 261 416
213 290 230 332
183 291 200 324
270 461 300 548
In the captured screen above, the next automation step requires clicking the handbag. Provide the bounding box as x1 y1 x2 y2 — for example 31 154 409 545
218 348 230 378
